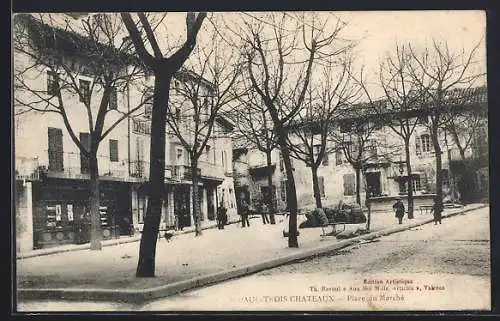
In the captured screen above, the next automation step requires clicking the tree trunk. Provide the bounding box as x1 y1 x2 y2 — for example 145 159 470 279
431 125 444 217
89 153 102 250
266 150 276 224
136 76 170 278
276 129 299 248
311 165 322 209
404 137 414 219
355 166 361 205
191 158 202 236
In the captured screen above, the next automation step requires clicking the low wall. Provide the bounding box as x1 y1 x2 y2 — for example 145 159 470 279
370 194 436 212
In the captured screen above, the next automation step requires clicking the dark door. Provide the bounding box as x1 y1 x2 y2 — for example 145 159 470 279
80 132 91 174
207 187 215 220
48 127 64 172
260 185 276 211
174 186 191 227
365 172 381 197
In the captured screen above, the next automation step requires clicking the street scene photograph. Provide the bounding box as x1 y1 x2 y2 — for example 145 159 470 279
12 10 489 312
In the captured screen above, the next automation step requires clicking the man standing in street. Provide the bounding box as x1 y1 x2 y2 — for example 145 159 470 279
240 199 250 228
430 197 443 225
216 202 227 230
393 197 405 225
261 202 270 225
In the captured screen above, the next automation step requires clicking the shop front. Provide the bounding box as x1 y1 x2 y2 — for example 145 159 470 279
31 178 133 249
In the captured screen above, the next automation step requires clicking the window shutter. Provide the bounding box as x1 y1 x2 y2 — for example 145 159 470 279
109 139 119 162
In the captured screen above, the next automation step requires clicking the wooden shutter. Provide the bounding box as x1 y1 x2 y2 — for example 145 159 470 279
415 136 421 155
80 133 91 174
109 139 119 162
48 127 64 171
343 173 355 196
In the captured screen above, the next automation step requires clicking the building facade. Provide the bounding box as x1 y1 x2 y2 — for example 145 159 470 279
233 88 488 213
13 14 236 253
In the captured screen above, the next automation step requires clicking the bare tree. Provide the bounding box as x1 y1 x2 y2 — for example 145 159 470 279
333 104 399 230
232 86 279 224
235 12 350 247
407 39 484 218
354 44 428 219
120 11 206 277
442 86 488 203
165 29 242 236
14 13 150 251
287 57 358 209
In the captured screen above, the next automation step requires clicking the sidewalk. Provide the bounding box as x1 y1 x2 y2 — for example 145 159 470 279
16 203 487 303
17 217 242 259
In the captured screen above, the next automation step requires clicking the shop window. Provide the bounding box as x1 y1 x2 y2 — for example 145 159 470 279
343 173 355 196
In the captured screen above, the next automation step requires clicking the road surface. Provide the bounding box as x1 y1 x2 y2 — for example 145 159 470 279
17 207 491 312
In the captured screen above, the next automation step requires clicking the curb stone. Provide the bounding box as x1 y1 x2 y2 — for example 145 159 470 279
17 204 487 303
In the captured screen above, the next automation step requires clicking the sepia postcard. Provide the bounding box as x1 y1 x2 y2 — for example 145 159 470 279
13 10 490 313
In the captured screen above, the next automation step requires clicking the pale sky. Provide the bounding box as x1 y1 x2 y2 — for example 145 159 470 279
37 11 488 98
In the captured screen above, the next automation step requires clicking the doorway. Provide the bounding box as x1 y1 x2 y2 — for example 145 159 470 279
174 185 191 227
365 172 381 197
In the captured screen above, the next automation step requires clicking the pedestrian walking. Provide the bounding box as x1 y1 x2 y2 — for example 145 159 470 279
240 199 250 228
392 197 405 225
216 202 227 230
261 202 270 225
430 197 443 225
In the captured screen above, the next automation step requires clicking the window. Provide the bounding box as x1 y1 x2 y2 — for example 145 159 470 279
336 150 343 165
109 139 119 162
279 153 284 172
48 127 64 171
420 134 431 152
46 70 59 96
343 173 355 196
108 87 117 110
79 79 91 104
318 176 325 198
412 175 421 191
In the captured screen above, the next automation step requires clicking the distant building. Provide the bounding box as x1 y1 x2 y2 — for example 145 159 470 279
233 87 488 213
